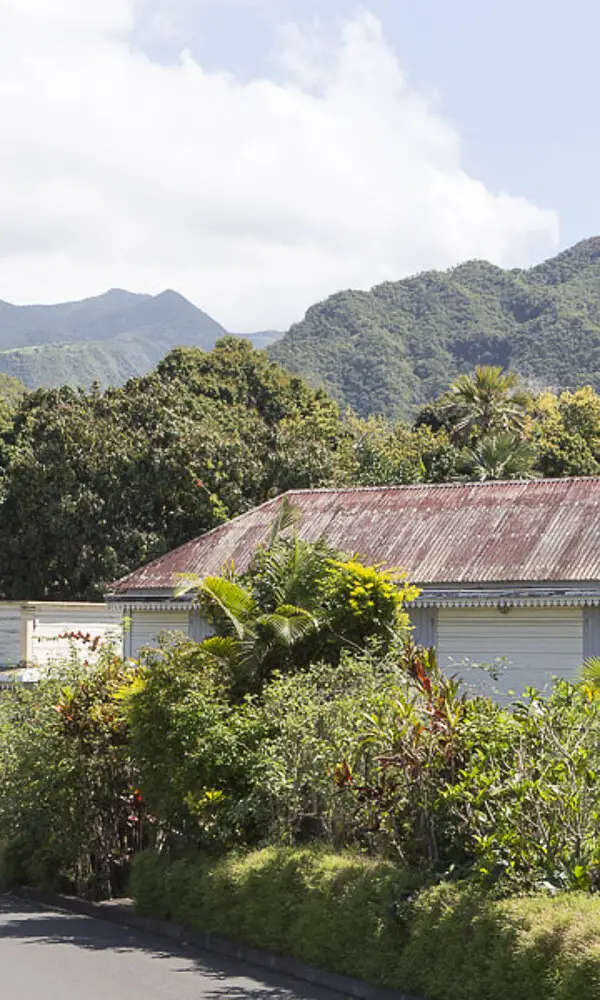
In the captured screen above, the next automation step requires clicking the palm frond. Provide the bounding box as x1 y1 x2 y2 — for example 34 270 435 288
200 577 258 639
581 656 600 687
201 636 240 666
467 433 536 481
256 605 317 646
266 497 301 548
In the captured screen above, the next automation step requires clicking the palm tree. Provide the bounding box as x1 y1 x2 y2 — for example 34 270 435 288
466 433 537 482
175 572 317 691
444 365 528 443
175 497 324 688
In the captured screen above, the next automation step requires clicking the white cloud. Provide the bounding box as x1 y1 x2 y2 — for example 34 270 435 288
0 2 558 330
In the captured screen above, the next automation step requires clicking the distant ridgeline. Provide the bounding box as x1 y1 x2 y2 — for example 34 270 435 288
269 237 600 418
4 237 600 410
0 289 281 390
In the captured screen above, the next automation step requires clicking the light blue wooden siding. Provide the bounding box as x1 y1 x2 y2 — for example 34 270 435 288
410 608 438 648
189 613 214 642
128 611 189 658
0 606 22 666
584 607 600 660
438 606 583 701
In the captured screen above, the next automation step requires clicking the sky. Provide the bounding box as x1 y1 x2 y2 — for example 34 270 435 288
0 0 597 330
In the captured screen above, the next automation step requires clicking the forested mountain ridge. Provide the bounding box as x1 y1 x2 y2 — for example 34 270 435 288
0 289 230 388
269 237 600 419
6 237 600 403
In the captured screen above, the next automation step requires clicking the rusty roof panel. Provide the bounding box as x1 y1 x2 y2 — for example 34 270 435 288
108 479 600 594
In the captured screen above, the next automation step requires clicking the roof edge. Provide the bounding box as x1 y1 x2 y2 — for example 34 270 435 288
107 491 291 593
107 477 600 595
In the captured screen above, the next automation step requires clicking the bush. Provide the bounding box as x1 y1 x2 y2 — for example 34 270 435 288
338 656 600 890
125 636 271 851
125 639 600 890
8 635 600 900
131 847 417 987
0 647 139 898
125 642 405 851
130 846 600 1000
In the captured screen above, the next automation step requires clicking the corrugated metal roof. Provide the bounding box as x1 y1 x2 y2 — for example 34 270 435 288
108 478 600 594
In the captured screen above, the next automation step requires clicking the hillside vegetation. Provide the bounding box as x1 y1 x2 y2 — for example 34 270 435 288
6 238 600 402
0 289 229 388
270 237 600 418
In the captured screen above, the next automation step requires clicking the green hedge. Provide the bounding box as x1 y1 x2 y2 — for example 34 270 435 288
131 848 600 1000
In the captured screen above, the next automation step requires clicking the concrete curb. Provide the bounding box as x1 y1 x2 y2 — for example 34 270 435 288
13 886 423 1000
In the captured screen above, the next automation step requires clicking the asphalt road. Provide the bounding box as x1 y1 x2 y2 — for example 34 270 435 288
0 895 343 1000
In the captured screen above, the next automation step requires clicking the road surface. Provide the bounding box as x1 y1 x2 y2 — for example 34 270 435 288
0 895 343 1000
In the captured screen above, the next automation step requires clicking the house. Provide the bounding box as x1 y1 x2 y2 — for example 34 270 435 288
0 602 122 685
106 479 600 699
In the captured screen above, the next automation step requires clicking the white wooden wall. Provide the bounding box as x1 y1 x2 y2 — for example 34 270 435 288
28 604 122 666
126 611 190 659
438 606 584 701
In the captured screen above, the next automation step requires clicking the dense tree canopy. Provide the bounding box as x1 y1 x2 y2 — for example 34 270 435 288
2 341 600 602
0 340 351 600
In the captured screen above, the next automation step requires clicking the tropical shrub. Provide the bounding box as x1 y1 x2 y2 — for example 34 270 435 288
177 526 419 694
5 633 600 899
339 653 600 890
124 636 271 851
124 641 409 851
0 644 139 898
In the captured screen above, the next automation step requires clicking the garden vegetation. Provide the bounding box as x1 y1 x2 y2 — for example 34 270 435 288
2 534 600 999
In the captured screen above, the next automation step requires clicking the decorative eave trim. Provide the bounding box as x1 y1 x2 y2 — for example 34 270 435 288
110 601 190 615
413 595 600 609
109 600 197 613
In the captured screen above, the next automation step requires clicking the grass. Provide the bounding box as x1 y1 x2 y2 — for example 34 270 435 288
130 847 600 1000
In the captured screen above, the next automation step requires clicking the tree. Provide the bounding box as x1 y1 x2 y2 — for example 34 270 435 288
0 341 351 600
465 433 537 482
0 647 139 898
441 365 529 443
177 526 418 695
532 387 600 478
182 575 317 694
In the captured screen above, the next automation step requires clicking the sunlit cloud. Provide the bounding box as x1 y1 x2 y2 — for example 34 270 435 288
0 2 559 329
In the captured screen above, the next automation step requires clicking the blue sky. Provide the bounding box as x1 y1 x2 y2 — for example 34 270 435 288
0 0 590 327
155 0 595 249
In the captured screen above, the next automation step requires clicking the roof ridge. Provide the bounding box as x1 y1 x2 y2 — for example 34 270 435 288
282 476 600 496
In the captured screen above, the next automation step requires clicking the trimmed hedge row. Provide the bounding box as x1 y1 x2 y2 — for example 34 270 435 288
130 847 600 1000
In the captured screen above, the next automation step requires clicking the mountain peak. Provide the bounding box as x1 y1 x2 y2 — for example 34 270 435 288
154 289 189 302
0 288 228 389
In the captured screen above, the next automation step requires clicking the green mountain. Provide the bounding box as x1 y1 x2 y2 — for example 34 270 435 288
269 237 600 419
0 289 230 388
9 237 600 404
